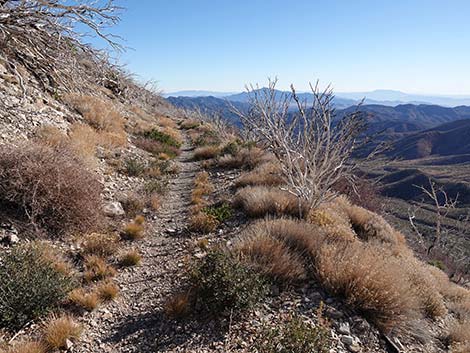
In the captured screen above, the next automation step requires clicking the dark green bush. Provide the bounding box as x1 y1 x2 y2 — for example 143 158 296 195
189 250 268 314
143 129 181 148
0 244 74 330
254 315 331 353
203 203 233 222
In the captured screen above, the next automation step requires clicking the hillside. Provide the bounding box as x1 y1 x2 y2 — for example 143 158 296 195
1 3 470 353
386 119 470 159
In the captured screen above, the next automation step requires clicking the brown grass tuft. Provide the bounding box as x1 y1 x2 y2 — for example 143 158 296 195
164 292 191 319
42 315 82 350
83 255 117 283
218 147 265 170
6 341 46 353
316 241 419 332
122 221 145 240
234 231 307 283
235 161 283 188
120 249 142 267
68 288 100 311
95 280 119 301
234 186 306 218
448 320 470 348
194 146 220 160
189 212 219 234
81 233 118 258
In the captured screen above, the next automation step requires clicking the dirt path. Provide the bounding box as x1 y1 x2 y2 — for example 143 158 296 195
76 134 200 353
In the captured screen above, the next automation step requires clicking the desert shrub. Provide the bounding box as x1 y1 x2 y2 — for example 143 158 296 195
42 315 82 351
81 233 118 258
144 180 168 195
151 159 180 175
68 288 100 311
202 202 233 222
123 158 146 177
164 292 192 319
0 243 74 330
235 162 284 188
194 129 221 146
234 232 307 284
220 140 240 156
194 145 220 160
0 142 103 237
120 249 142 267
189 250 268 314
253 315 331 353
234 186 306 218
83 255 116 283
315 241 419 332
189 212 219 234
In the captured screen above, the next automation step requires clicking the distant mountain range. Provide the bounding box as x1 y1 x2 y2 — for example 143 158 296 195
386 119 470 160
165 89 470 107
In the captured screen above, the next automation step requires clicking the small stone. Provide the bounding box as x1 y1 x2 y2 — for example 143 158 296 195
347 344 361 353
340 335 354 346
6 233 19 244
65 339 73 350
338 322 351 335
103 201 125 216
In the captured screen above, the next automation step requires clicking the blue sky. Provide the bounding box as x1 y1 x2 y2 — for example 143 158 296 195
95 0 470 94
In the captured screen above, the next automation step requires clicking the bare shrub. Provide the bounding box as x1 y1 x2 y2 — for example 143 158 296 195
332 175 383 213
232 79 364 215
0 142 103 237
81 233 118 258
234 186 306 218
316 241 419 332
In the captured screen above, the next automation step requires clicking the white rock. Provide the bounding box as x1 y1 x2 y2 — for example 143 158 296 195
103 201 125 216
338 322 351 335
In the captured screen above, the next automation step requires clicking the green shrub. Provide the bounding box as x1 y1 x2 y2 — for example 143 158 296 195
123 158 146 177
189 250 268 314
143 129 181 148
203 203 233 222
0 244 74 330
254 315 331 353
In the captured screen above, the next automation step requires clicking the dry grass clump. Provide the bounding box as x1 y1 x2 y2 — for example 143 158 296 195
194 145 221 160
157 115 178 129
234 232 307 283
180 119 200 129
134 136 180 158
68 288 100 311
120 193 146 218
42 315 82 351
218 146 265 170
121 217 145 240
6 341 46 353
316 241 419 332
0 142 103 237
83 255 117 283
189 212 219 234
120 249 142 267
95 280 119 301
235 161 284 188
447 320 470 349
164 292 191 319
64 94 127 147
337 199 406 247
234 186 306 218
81 233 118 258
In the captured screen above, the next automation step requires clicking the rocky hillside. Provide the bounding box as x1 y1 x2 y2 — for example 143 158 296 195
0 3 469 353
